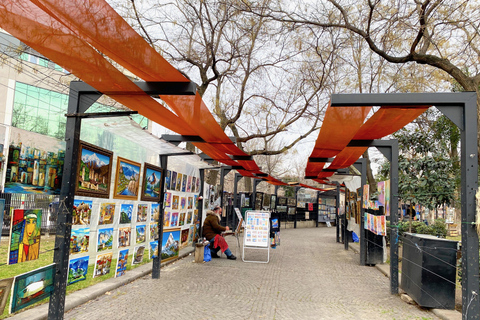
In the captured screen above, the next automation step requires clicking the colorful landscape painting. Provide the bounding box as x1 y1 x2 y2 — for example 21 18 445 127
136 225 146 244
170 212 179 227
186 211 193 225
132 245 145 265
93 252 113 278
70 228 90 255
179 212 185 226
161 228 180 262
141 163 162 201
150 241 159 259
151 203 159 222
97 227 113 251
76 141 112 198
119 204 133 224
150 222 158 240
73 199 92 225
98 202 115 225
10 264 55 313
137 204 148 222
116 249 129 278
68 256 89 285
172 195 179 210
113 157 140 200
8 209 42 265
0 277 14 314
118 227 131 248
165 170 171 190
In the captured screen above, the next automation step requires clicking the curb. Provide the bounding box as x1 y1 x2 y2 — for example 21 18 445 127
8 248 195 320
348 244 461 320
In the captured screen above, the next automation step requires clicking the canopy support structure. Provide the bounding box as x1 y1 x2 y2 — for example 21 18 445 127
352 159 367 266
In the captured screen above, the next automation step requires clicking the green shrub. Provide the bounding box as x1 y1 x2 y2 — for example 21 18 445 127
386 219 447 245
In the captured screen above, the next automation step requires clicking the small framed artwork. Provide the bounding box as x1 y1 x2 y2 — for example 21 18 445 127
113 157 141 200
76 141 113 198
141 163 163 202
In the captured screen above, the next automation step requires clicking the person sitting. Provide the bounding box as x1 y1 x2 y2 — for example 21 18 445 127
202 206 236 260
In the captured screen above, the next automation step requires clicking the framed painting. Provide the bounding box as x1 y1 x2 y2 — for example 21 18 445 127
186 211 193 225
132 245 145 265
115 249 129 277
119 204 133 224
10 264 55 313
0 277 14 314
73 199 92 225
93 252 113 278
76 141 113 198
179 212 185 226
161 228 180 262
141 163 163 202
170 212 179 227
113 157 141 200
8 209 42 265
68 256 89 285
70 227 90 255
180 197 186 210
180 228 189 249
187 197 193 209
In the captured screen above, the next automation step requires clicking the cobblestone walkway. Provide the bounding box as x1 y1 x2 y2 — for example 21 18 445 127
65 227 439 320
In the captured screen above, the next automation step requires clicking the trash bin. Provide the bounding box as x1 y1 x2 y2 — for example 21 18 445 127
401 233 458 309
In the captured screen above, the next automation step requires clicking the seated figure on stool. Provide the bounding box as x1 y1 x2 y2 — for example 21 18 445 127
202 206 236 260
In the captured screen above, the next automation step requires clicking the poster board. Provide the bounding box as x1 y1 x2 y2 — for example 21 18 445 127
242 210 270 263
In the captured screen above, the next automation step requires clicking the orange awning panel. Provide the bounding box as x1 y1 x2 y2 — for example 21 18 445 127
328 147 367 170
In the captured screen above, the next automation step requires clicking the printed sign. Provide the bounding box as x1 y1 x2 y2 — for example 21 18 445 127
244 211 270 248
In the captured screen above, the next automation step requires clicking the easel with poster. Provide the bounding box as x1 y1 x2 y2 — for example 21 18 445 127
242 210 270 263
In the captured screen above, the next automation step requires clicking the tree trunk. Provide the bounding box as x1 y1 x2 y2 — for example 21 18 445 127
362 151 377 193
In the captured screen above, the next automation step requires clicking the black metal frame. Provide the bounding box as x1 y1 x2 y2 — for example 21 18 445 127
331 92 479 319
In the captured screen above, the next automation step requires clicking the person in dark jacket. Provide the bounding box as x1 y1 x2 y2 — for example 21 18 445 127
202 206 236 260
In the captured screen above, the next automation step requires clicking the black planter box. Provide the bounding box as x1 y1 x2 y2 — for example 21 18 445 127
401 233 458 309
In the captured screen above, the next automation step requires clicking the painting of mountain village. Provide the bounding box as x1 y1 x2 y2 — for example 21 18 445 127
68 256 89 285
151 203 159 222
70 228 89 255
119 204 133 224
116 249 129 277
137 204 148 222
136 225 146 244
118 227 131 248
76 141 112 198
73 199 92 225
161 228 180 262
141 163 162 201
113 157 140 200
94 252 112 278
97 228 113 251
149 241 158 259
99 202 115 225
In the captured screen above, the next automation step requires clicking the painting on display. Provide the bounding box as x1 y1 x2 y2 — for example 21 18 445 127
179 212 186 226
132 245 145 265
75 141 112 198
193 210 198 224
187 197 193 209
113 157 141 200
68 256 88 285
186 176 192 193
0 277 14 314
93 252 113 278
137 204 148 222
150 241 159 259
195 177 200 193
171 171 177 191
118 227 131 248
141 163 162 202
180 228 189 249
8 209 42 265
161 228 180 262
98 203 115 225
170 212 179 227
186 211 193 224
73 199 92 225
191 177 197 193
194 195 198 209
70 228 89 255
172 195 179 210
165 170 171 190
188 225 194 243
163 211 170 227
176 173 182 191
181 174 187 192
165 192 171 207
97 228 113 251
116 249 129 278
363 184 369 209
119 204 133 224
10 264 55 313
136 225 146 244
193 222 200 243
180 197 186 210
151 204 159 222
384 180 391 216
150 222 158 240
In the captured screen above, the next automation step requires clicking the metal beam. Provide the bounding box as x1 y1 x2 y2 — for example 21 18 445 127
65 111 138 118
336 184 340 243
308 157 335 163
161 135 205 143
152 155 167 279
134 81 196 96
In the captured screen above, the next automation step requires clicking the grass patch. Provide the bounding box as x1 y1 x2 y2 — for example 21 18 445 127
0 235 152 319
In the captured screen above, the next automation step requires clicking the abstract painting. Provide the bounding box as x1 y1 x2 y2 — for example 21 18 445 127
141 163 162 202
8 209 42 265
149 241 159 259
113 157 141 200
151 203 159 222
70 227 90 255
161 228 180 262
76 141 112 198
119 204 133 224
116 249 129 278
98 203 115 225
68 256 89 285
118 227 131 248
136 225 146 244
93 252 113 278
97 227 113 251
136 204 148 222
132 245 145 265
10 264 55 313
73 199 92 225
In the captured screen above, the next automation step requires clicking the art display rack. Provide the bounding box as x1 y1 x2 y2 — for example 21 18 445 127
242 210 270 264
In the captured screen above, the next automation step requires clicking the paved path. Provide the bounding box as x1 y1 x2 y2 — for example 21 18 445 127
65 227 439 320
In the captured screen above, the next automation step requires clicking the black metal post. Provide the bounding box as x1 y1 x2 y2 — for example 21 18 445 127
48 83 101 319
353 159 367 266
152 155 167 279
198 169 205 239
233 173 241 228
336 184 340 243
344 186 348 250
315 191 319 228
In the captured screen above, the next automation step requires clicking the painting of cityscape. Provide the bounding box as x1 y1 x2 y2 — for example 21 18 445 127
93 252 113 278
73 199 92 225
70 228 89 255
76 141 112 198
137 204 148 222
136 225 146 244
161 228 180 262
97 227 113 251
8 209 42 265
132 245 145 265
118 227 131 248
68 256 89 285
141 163 162 201
116 249 129 278
99 203 115 225
113 157 140 200
119 204 133 224
10 264 55 313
